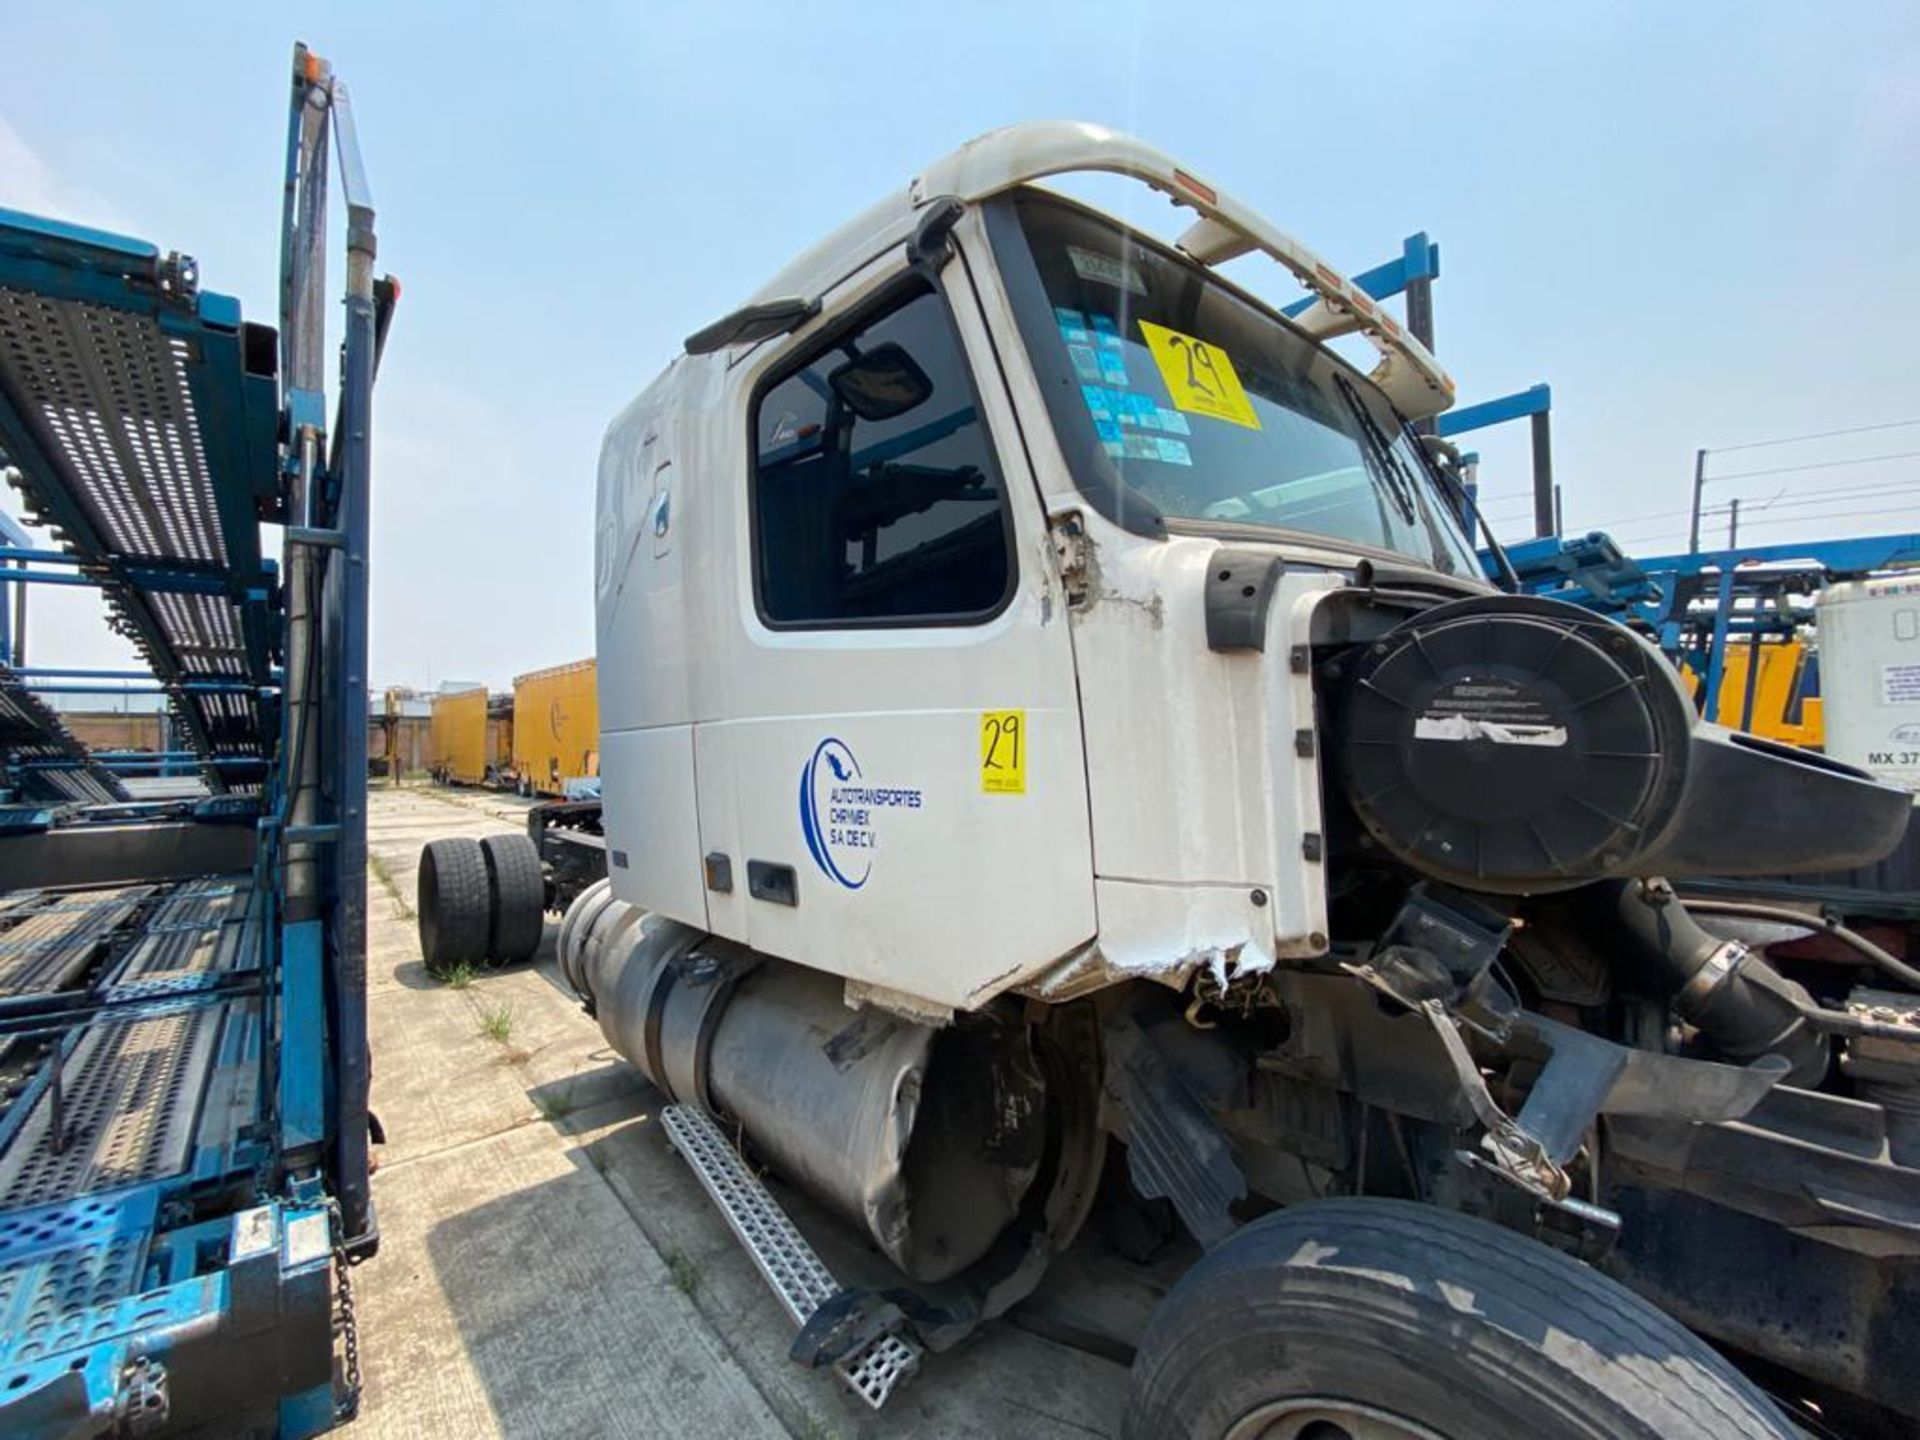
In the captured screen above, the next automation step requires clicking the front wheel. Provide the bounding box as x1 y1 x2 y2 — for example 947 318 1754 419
1123 1198 1795 1440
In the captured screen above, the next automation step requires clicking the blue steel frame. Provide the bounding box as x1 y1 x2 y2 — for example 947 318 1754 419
1503 529 1920 724
0 42 382 1439
1302 235 1903 723
1282 232 1555 538
1281 231 1440 320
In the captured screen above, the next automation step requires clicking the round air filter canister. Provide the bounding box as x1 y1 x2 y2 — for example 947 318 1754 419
1337 595 1694 892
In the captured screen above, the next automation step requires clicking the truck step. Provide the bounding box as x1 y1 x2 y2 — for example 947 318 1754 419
658 1102 920 1409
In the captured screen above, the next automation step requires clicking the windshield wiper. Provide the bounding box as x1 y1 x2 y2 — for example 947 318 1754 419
1332 374 1420 528
1333 374 1461 575
1417 433 1521 591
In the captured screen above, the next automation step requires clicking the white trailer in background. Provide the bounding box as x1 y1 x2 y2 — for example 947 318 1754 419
1819 575 1920 791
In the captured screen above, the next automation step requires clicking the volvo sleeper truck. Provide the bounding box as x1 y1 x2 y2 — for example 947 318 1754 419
432 123 1920 1439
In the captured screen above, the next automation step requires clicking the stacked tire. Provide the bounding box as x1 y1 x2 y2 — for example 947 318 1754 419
417 832 547 971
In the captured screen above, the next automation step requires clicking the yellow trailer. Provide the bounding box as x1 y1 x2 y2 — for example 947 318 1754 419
486 696 514 776
429 686 490 784
512 658 599 796
1681 639 1825 749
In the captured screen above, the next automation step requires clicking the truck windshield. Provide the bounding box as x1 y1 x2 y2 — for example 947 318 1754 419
990 190 1479 576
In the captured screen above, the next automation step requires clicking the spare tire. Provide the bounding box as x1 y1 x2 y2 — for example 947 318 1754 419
481 831 545 964
418 837 489 971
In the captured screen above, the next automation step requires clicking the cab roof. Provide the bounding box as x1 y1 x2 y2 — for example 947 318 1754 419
728 120 1457 420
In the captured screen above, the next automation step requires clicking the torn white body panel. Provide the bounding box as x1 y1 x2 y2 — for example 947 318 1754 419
1065 532 1343 975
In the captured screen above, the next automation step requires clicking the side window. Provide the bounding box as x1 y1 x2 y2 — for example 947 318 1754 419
751 282 1013 626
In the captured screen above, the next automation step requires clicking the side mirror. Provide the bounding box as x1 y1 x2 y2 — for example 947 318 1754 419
1419 432 1463 474
828 342 933 422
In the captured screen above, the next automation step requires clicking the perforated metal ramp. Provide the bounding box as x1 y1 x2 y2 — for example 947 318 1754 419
0 1004 227 1211
0 666 129 804
108 879 252 992
660 1102 921 1409
0 208 281 791
0 886 151 997
0 877 256 1209
0 1188 157 1370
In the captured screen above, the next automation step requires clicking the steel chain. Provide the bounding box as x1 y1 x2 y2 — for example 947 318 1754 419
328 1202 364 1422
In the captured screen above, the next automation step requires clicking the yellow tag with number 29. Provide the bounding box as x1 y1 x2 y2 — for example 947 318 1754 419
980 709 1026 794
1139 321 1262 431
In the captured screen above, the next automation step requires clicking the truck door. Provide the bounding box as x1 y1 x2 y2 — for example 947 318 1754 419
703 265 1095 1012
597 407 712 931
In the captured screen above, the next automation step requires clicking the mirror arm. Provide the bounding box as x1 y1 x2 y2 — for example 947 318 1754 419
906 196 966 269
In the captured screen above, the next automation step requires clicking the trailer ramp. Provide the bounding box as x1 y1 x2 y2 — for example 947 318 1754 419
0 210 278 792
0 41 384 1440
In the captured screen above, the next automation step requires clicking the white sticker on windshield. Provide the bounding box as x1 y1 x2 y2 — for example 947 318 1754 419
1069 247 1148 296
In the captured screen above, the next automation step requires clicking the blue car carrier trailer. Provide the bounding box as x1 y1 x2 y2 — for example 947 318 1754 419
0 43 388 1437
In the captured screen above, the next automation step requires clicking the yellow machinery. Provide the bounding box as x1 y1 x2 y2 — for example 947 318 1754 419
429 685 490 784
1682 639 1824 749
512 658 599 796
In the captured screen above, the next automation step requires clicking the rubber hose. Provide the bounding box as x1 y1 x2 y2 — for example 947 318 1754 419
1609 879 1829 1085
1678 896 1920 993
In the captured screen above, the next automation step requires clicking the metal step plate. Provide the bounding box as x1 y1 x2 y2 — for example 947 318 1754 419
659 1102 920 1410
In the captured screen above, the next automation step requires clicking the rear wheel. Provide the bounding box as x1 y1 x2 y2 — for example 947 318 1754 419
1122 1198 1796 1440
481 831 545 964
417 837 489 971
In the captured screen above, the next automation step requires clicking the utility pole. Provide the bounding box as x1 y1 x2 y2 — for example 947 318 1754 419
1727 497 1740 550
1687 448 1708 553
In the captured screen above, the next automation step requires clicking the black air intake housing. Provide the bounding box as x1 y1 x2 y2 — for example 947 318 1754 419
1333 594 1910 893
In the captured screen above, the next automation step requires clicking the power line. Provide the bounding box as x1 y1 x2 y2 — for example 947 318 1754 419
1581 477 1920 541
1705 479 1920 515
1722 503 1920 533
1706 449 1920 484
1708 417 1920 455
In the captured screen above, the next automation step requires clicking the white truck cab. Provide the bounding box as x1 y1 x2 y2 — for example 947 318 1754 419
538 122 1920 1437
594 121 1475 1017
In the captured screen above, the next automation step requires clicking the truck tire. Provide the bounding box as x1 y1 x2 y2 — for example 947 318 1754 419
481 831 545 964
418 837 489 972
1122 1198 1796 1440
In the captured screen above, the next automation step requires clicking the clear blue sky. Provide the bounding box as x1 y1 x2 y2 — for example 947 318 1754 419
3 4 1917 690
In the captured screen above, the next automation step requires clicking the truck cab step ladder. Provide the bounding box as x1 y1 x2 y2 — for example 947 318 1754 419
658 1102 921 1410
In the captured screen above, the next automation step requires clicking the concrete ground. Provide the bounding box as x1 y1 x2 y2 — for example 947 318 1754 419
347 784 1135 1440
